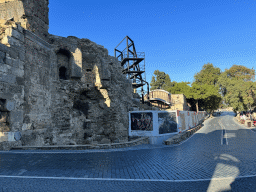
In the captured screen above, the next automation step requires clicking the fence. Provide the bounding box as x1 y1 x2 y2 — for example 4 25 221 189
129 110 207 144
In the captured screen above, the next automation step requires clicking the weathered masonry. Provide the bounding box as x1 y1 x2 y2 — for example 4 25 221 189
143 89 191 111
0 0 155 150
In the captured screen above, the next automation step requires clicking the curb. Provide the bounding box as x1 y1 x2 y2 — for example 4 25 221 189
10 137 150 151
164 115 210 145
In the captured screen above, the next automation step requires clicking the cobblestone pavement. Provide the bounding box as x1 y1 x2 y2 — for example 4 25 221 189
0 112 256 191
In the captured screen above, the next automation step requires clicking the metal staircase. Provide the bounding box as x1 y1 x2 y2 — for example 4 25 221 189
114 36 149 103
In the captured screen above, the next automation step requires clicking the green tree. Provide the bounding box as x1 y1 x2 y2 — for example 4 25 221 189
201 89 222 114
167 81 191 97
217 65 256 112
150 70 173 91
241 81 256 111
191 63 222 113
190 83 222 113
193 63 221 86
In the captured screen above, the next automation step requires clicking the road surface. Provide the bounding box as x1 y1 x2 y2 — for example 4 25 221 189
0 112 255 191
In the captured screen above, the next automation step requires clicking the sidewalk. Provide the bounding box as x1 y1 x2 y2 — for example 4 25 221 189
233 116 256 132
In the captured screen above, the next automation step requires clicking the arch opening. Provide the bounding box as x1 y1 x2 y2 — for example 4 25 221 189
57 48 71 80
59 66 67 80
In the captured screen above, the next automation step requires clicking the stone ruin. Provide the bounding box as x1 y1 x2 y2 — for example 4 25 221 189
0 0 155 150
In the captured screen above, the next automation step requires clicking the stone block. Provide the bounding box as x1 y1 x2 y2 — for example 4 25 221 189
0 44 8 54
20 131 36 145
0 51 5 64
0 122 10 132
14 132 21 141
16 76 24 85
2 36 21 47
12 67 24 77
99 138 111 144
84 137 93 144
7 132 15 141
60 133 72 137
103 127 114 136
96 127 104 135
12 59 19 68
71 62 82 78
2 100 15 111
94 135 104 142
9 110 23 123
18 60 24 70
0 74 16 84
5 56 13 66
8 47 18 59
0 92 13 100
22 123 33 131
8 84 23 94
18 51 25 61
84 129 93 137
5 28 24 42
0 112 8 123
0 132 8 142
0 64 9 73
16 24 24 33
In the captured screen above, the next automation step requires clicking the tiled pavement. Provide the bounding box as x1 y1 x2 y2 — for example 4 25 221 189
0 111 256 191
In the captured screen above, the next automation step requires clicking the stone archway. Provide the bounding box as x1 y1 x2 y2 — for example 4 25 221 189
57 49 71 80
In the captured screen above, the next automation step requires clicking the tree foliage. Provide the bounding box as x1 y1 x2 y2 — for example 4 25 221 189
150 70 174 91
217 65 256 112
189 83 221 112
190 63 222 113
193 63 221 86
149 64 256 113
167 81 191 97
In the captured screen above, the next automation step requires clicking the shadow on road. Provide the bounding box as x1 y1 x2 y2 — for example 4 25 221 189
180 111 256 192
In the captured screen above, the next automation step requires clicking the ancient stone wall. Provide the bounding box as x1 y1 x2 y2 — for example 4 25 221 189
0 21 24 148
170 94 190 111
0 1 156 149
0 0 49 40
21 28 53 146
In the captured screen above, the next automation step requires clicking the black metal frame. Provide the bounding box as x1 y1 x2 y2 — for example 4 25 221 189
115 36 149 103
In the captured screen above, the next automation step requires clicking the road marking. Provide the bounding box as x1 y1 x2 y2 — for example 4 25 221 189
0 174 255 182
219 121 228 145
220 120 223 145
222 129 226 145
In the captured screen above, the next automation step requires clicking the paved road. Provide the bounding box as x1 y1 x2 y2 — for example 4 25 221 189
0 112 256 191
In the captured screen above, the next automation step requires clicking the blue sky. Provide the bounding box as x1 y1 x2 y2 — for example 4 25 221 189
49 0 256 89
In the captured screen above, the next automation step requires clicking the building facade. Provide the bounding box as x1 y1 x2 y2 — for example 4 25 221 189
144 89 190 111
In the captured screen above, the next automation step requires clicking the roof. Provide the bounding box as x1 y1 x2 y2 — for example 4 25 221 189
147 98 171 105
150 89 171 95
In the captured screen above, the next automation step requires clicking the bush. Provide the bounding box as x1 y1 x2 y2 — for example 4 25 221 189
241 119 245 124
